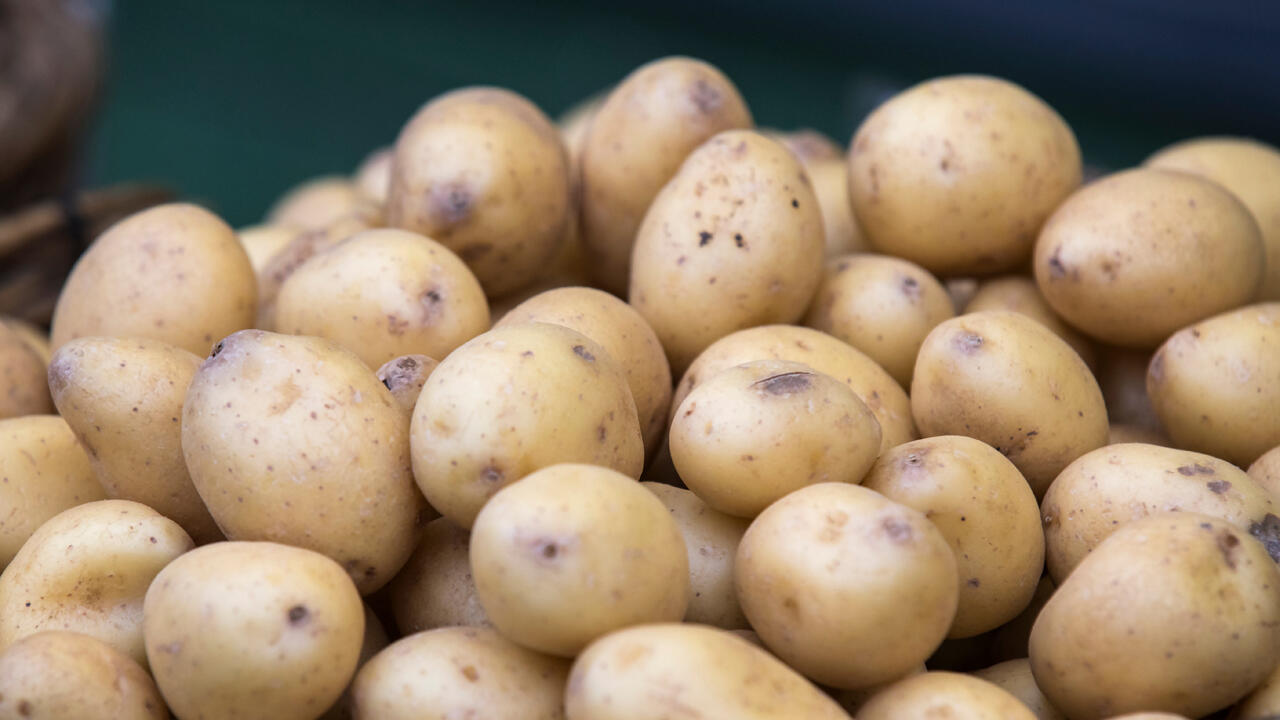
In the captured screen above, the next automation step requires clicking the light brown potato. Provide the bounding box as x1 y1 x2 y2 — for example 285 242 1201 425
989 576 1055 663
1030 512 1280 719
641 482 750 629
911 311 1108 498
1101 715 1190 720
965 275 1095 369
808 158 869 257
354 148 393 205
859 671 1037 720
848 75 1082 275
669 360 881 517
375 354 439 415
0 500 192 666
971 659 1066 720
1234 661 1280 719
266 176 364 231
1 316 52 365
410 323 643 528
387 517 489 634
805 254 955 387
736 482 958 689
1034 168 1264 348
0 321 53 419
0 631 166 720
47 337 222 544
255 212 377 330
1094 345 1162 431
629 130 825 374
235 224 297 274
1250 445 1280 501
565 623 852 720
766 128 844 166
672 324 916 453
351 627 569 720
580 56 753 294
864 436 1044 638
1041 443 1277 582
1107 424 1169 446
1148 303 1280 468
386 87 570 299
50 203 256 356
833 666 927 716
318 604 390 720
144 541 364 720
470 464 689 657
182 330 425 594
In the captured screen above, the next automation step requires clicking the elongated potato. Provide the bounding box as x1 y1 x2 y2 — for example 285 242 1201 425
387 517 489 634
0 321 53 419
0 631 167 720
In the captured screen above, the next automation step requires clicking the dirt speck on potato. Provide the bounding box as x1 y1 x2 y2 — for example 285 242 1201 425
287 605 309 625
1176 464 1215 476
1216 531 1241 569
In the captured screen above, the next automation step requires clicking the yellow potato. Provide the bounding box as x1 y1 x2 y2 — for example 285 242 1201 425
1234 661 1280 719
0 321 52 419
266 176 363 231
833 666 926 716
235 224 297 274
971 659 1066 720
318 604 390 720
354 147 393 205
1094 345 1162 431
766 127 844 166
1250 445 1280 501
964 275 1095 369
808 158 869 257
255 212 377 330
858 671 1037 720
0 631 166 720
375 354 439 415
387 517 489 634
1 316 52 365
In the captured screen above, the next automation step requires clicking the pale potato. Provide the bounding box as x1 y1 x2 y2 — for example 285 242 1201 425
266 176 363 231
387 517 489 634
255 212 377 330
971 659 1066 720
1234 661 1280 720
0 631 166 720
858 671 1037 720
354 148 393 205
964 275 1095 369
375 354 439 415
235 224 297 274
1250 445 1280 501
807 158 869 257
0 321 52 419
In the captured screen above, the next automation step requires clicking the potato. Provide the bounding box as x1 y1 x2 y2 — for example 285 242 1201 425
808 159 869 257
387 517 489 634
351 627 569 720
848 75 1081 275
1029 512 1280 719
911 311 1108 497
1146 137 1280 301
1147 303 1280 467
971 659 1066 720
1234 661 1280 719
50 203 256 356
0 321 53 419
858 671 1037 720
255 212 377 330
669 360 881 517
989 576 1055 663
354 147 393 205
641 482 749 629
833 666 926 716
1041 443 1277 582
386 87 569 299
1107 424 1169 446
235 224 297 274
1 316 52 365
318 604 389 720
672 324 916 452
0 631 166 720
375 354 438 414
182 329 425 594
1250 445 1280 501
410 322 642 528
0 500 192 665
0 416 103 568
267 176 364 230
580 56 752 294
470 464 689 656
863 436 1044 638
48 337 222 544
964 275 1095 369
565 623 852 720
1033 168 1264 347
144 541 364 720
946 277 982 312
804 254 954 387
495 286 672 457
767 127 844 166
1101 715 1190 720
1094 345 1162 431
736 482 958 689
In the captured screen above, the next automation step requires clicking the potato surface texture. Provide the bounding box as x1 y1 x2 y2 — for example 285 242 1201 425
0 631 167 720
858 671 1038 720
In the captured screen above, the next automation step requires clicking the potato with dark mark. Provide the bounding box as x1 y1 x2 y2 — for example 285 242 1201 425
255 212 378 330
469 464 689 657
809 159 869 257
354 148 393 205
1033 169 1264 348
1250 445 1280 501
50 203 256 356
848 75 1082 276
911 311 1108 498
988 576 1055 663
236 224 297 274
669 360 881 518
736 482 958 689
1147 303 1280 468
964 275 1095 370
182 330 425 594
805 254 954 387
0 320 53 419
266 176 364 231
0 631 167 720
971 659 1066 720
410 322 643 528
864 436 1044 638
375 354 439 414
1094 345 1163 431
580 57 753 295
1030 512 1280 719
387 517 489 634
144 541 364 720
858 671 1037 720
386 87 570 299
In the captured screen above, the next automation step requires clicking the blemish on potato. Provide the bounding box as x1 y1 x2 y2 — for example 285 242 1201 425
1176 464 1215 476
480 466 504 484
698 231 712 247
689 78 722 114
952 331 983 354
287 605 309 625
734 233 746 249
572 345 595 362
753 371 813 395
1249 514 1280 562
1047 246 1069 279
461 665 480 682
1217 532 1241 569
881 517 912 543
431 182 473 226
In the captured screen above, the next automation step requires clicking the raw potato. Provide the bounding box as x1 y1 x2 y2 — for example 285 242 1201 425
410 323 643 528
236 224 297 273
1041 443 1277 582
863 436 1044 638
964 275 1095 369
735 482 958 689
182 330 425 594
375 354 439 414
1147 303 1280 467
1102 715 1190 720
1029 512 1280 719
0 321 53 418
255 212 377 330
387 517 489 634
351 627 569 720
266 176 364 231
386 87 570 298
565 623 852 720
1250 445 1280 500
143 542 364 720
1 316 52 365
808 158 869 257
580 56 753 294
354 147 393 205
47 337 223 544
0 631 167 720
804 254 954 387
469 464 689 656
1094 345 1162 431
911 311 1108 497
641 482 749 629
50 203 256 356
669 360 882 517
1033 168 1264 347
971 659 1066 720
860 671 1037 720
767 128 844 165
0 500 192 666
848 75 1082 275
274 228 490 369
833 666 927 716
1234 662 1280 720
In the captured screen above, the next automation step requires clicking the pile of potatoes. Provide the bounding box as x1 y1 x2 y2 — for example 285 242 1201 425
3 55 1280 720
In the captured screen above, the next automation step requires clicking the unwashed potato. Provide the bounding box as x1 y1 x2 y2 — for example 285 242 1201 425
235 224 297 274
808 158 869 257
1 316 52 365
1250 445 1280 501
387 517 489 634
354 148 393 205
1147 303 1280 468
375 354 439 414
144 541 364 720
50 203 256 356
0 321 52 418
0 631 167 720
1029 512 1280 719
1033 168 1264 348
964 275 1095 370
1094 345 1163 432
971 659 1066 720
255 212 378 330
266 176 364 231
858 671 1037 720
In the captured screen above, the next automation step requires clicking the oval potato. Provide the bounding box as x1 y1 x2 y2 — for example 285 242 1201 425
971 659 1066 720
964 275 1095 370
858 671 1037 720
0 631 167 720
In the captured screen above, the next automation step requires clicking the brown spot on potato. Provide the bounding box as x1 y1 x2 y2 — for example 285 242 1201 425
17 700 31 717
1249 514 1280 563
882 517 912 543
967 578 981 587
597 425 607 442
953 331 983 353
461 665 480 682
481 466 504 483
1217 532 1241 569
1207 480 1232 494
734 233 746 249
1047 246 1069 279
753 371 813 395
791 198 800 208
572 345 595 362
783 597 800 616
210 340 225 358
288 605 309 625
1177 464 1215 476
690 78 722 114
431 182 472 226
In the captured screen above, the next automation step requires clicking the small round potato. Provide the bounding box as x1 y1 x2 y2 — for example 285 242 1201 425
354 147 393 205
964 275 1095 370
1094 345 1163 431
387 517 489 634
0 631 167 720
1250 445 1280 501
971 659 1066 720
669 360 882 517
858 671 1037 720
375 354 439 414
236 224 297 274
469 464 689 657
266 176 364 231
808 158 869 257
0 321 52 419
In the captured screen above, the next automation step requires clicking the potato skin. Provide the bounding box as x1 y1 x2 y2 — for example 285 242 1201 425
1250 445 1280 501
0 321 53 419
1234 661 1280 719
267 176 364 231
387 517 489 634
375 354 439 415
971 659 1066 720
0 631 167 720
859 671 1038 720
964 275 1095 370
236 224 297 273
354 147 393 205
255 213 377 330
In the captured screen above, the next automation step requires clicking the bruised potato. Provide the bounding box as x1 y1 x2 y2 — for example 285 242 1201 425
0 631 167 720
375 354 439 414
858 671 1037 720
387 517 489 634
0 321 52 419
964 275 1095 369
